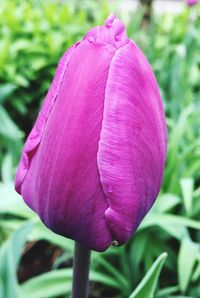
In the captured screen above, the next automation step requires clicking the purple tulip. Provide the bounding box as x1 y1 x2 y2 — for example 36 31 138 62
186 0 198 6
15 15 167 252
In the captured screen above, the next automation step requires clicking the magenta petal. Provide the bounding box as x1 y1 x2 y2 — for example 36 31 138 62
15 43 79 194
19 41 115 251
97 41 167 244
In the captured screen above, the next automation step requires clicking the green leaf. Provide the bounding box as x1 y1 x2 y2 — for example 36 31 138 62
156 285 179 297
180 178 194 216
0 218 25 232
178 238 199 293
129 252 167 298
0 83 16 104
141 214 200 231
153 194 180 213
155 220 189 241
167 296 195 298
90 270 121 289
0 105 23 140
192 254 200 282
0 221 34 298
0 182 34 218
0 278 4 298
20 269 72 298
20 268 120 298
1 153 13 183
93 252 129 291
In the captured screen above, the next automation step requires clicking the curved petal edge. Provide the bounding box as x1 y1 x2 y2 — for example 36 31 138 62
15 43 79 194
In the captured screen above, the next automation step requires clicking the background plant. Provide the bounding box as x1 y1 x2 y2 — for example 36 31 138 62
0 0 200 297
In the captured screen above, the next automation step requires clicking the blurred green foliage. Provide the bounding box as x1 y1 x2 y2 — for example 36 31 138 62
0 0 200 297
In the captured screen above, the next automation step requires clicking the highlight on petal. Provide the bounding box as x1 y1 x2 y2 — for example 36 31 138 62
15 43 79 194
19 41 116 251
97 41 167 245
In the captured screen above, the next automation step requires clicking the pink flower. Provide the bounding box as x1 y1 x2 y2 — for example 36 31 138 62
186 0 198 6
15 15 167 252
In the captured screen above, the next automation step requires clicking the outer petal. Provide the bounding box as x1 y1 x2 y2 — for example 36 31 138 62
19 41 115 251
97 41 167 244
15 42 79 193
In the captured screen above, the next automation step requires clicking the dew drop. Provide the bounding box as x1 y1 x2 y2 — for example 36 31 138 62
115 35 121 42
111 240 119 247
88 36 95 43
107 185 112 193
106 21 112 28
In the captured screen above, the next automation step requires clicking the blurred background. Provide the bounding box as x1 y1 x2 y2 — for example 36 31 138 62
0 0 200 297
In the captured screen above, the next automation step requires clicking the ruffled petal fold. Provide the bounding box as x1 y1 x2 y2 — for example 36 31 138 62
97 41 167 244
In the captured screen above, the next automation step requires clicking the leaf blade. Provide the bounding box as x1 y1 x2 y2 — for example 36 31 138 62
129 252 167 298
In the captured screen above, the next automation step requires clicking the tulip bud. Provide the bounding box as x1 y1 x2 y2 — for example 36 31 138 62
15 16 167 252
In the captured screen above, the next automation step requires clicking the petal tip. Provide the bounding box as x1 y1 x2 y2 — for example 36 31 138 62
84 15 128 49
104 14 116 28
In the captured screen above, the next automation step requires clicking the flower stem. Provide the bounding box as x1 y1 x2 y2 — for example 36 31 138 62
72 242 91 298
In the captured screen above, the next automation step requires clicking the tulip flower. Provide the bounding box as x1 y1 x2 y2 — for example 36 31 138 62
15 15 167 252
186 0 198 6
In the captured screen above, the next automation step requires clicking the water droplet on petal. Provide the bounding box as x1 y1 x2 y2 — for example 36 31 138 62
115 35 121 42
111 240 119 247
107 185 112 193
88 36 95 43
106 21 112 28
